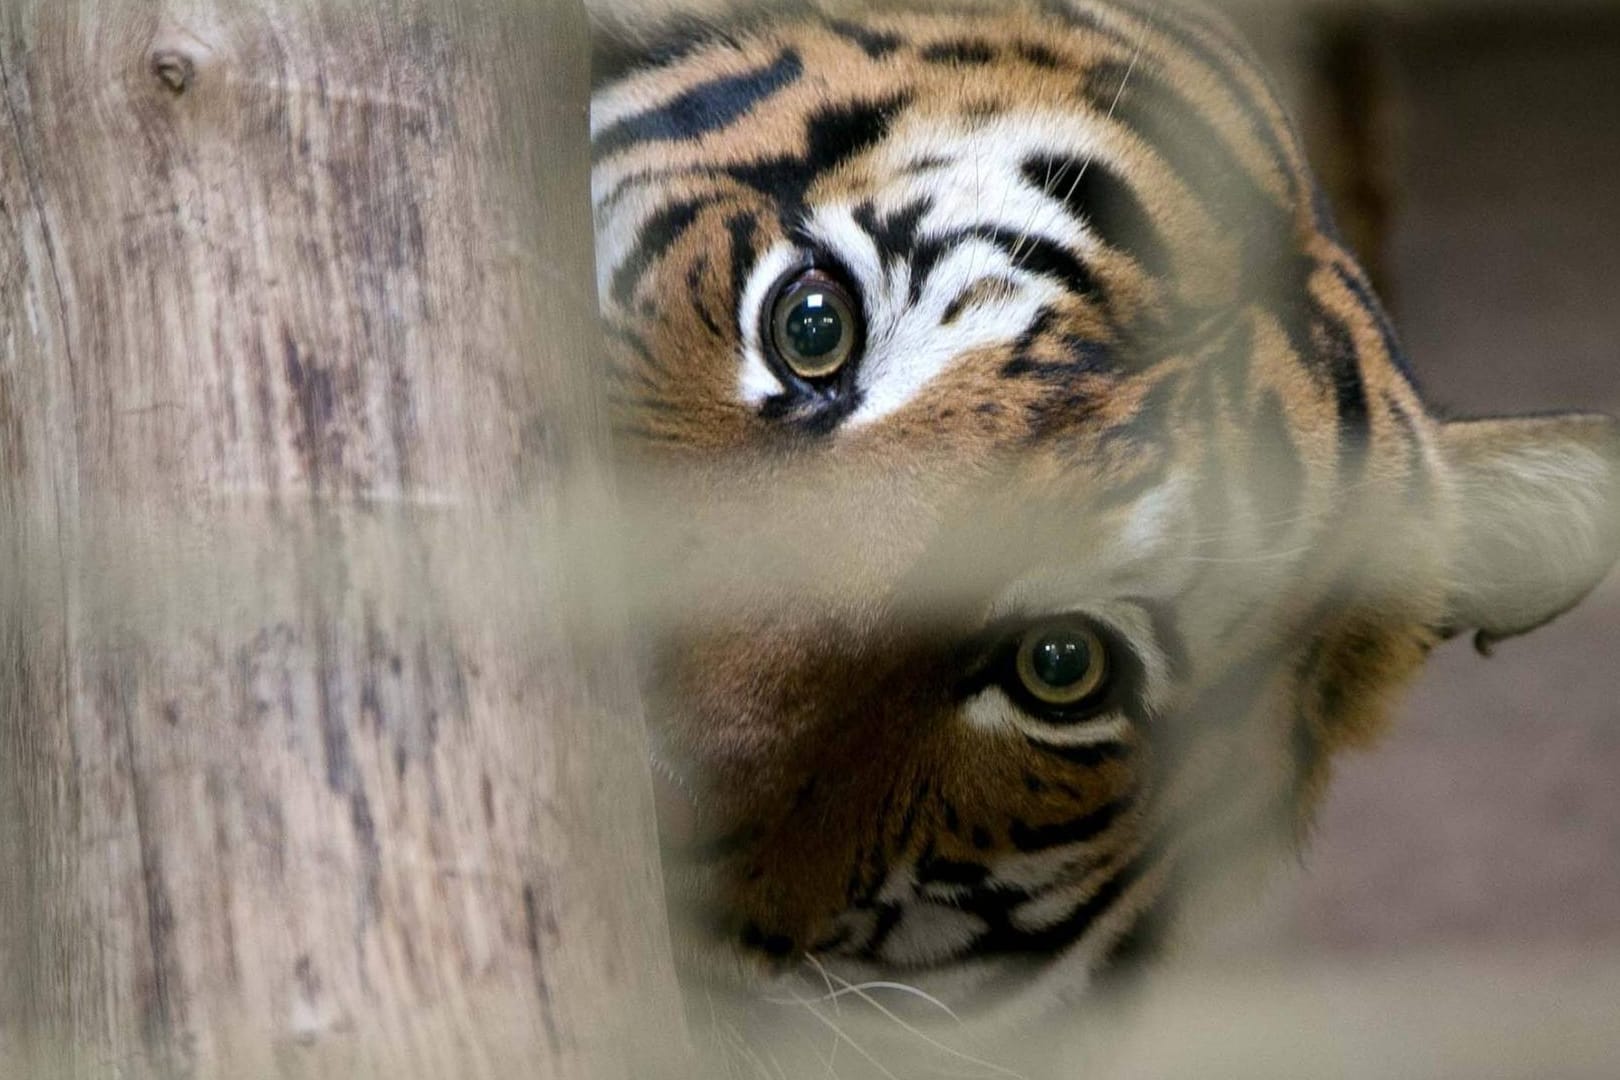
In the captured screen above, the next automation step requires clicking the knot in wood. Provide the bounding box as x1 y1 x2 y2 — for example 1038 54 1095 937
150 50 196 95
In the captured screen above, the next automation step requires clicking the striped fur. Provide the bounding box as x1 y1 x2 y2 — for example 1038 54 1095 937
591 0 1620 1008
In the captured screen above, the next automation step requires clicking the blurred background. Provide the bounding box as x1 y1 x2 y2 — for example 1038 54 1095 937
1138 2 1620 1073
1235 0 1620 960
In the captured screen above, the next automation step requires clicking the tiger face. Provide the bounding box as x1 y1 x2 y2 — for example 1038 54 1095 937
590 0 1620 1005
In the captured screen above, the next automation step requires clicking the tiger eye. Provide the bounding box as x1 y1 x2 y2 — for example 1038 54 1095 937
770 273 859 380
1015 623 1109 708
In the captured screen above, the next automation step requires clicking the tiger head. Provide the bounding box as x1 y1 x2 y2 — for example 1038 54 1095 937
590 0 1620 1006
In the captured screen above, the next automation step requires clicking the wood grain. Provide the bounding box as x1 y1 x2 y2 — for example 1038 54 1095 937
0 1 686 1076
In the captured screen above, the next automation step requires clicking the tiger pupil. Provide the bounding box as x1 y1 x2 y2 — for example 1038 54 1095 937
784 293 844 359
1030 632 1093 689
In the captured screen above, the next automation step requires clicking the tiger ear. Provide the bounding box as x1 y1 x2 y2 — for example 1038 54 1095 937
1438 413 1620 651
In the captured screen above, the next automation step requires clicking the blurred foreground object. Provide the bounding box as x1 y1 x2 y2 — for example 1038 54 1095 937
0 1 685 1077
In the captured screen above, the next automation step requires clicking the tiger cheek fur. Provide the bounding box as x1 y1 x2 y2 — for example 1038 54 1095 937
591 1 1620 1005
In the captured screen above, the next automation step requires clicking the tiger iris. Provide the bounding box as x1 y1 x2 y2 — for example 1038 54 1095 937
590 0 1620 1008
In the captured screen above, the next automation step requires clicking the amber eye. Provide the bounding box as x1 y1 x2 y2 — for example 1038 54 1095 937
1013 621 1111 713
768 271 860 380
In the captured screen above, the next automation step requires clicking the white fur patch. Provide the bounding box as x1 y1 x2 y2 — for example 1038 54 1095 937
879 904 989 967
964 687 1133 749
736 244 800 406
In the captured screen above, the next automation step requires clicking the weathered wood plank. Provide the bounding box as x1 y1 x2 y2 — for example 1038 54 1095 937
0 1 686 1076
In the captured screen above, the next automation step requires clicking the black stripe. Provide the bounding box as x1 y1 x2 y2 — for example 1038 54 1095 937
1021 155 1173 279
724 211 759 319
900 154 951 176
740 921 797 959
593 49 804 161
1333 262 1412 379
1025 738 1133 769
825 18 902 58
1252 251 1374 460
610 199 705 306
921 39 996 65
1015 41 1067 69
965 226 1105 306
807 95 908 168
907 225 1107 313
917 856 990 888
852 197 931 267
973 849 1152 957
1031 853 1145 951
728 95 911 224
1008 798 1130 853
905 235 951 305
685 256 722 337
1311 183 1347 246
942 281 988 326
1314 299 1371 474
1001 342 1112 383
862 903 905 958
891 787 923 856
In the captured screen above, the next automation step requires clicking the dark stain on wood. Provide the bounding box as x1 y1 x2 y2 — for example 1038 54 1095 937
96 663 189 1072
137 842 184 1066
522 882 565 1049
314 620 381 922
0 368 24 475
294 953 320 1000
150 50 195 96
255 796 287 878
283 329 339 489
206 771 243 989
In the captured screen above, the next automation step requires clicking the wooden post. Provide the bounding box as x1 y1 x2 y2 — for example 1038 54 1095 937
0 1 687 1077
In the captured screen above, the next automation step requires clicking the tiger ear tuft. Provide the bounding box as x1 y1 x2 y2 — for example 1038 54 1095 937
1439 413 1620 649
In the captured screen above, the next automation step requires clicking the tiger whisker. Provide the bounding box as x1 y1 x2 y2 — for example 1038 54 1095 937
805 950 845 1018
780 970 964 1026
782 989 906 1080
813 969 1030 1080
771 983 964 1021
722 1019 787 1080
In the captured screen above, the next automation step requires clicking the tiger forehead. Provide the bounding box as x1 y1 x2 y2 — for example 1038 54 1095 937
589 0 1420 463
593 3 1310 320
593 5 1300 188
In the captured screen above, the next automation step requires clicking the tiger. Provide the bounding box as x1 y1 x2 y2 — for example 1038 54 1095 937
588 0 1620 1018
